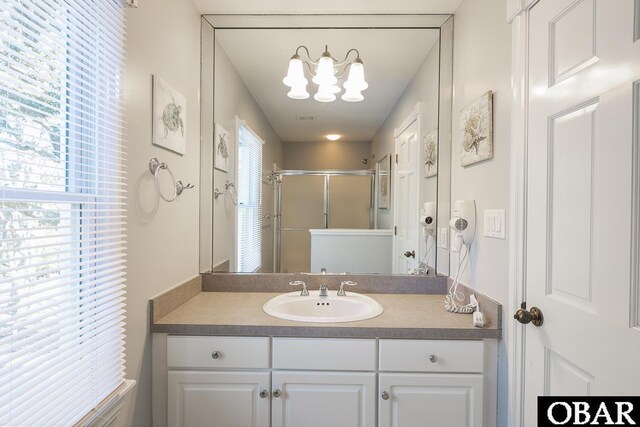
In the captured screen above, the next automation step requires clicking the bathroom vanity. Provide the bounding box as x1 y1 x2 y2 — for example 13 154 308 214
151 275 500 427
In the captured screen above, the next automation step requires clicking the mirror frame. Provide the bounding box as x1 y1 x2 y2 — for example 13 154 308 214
199 14 454 277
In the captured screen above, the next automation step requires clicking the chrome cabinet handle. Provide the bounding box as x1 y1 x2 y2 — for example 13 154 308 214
272 389 282 398
259 390 269 398
211 351 221 359
381 391 390 400
429 354 438 363
404 250 415 258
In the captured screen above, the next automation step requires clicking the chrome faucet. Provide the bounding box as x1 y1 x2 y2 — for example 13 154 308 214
337 280 357 296
318 268 329 296
319 284 329 297
289 280 309 296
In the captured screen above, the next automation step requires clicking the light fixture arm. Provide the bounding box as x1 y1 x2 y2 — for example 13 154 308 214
294 45 320 65
293 45 361 68
336 48 361 67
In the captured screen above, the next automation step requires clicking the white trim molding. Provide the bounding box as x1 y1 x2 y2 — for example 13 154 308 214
394 102 421 138
76 380 136 427
507 0 539 23
507 6 535 427
632 80 640 329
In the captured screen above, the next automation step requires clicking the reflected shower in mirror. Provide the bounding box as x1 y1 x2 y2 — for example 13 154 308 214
200 15 453 276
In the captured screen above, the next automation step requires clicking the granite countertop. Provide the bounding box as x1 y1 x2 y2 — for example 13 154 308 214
152 291 501 339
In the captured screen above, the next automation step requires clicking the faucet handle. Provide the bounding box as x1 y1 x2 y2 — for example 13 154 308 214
289 280 309 296
337 280 357 296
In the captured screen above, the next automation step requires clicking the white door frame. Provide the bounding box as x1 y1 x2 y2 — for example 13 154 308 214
392 102 422 273
506 2 538 426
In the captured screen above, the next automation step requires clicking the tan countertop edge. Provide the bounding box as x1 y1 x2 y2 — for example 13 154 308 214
152 292 501 340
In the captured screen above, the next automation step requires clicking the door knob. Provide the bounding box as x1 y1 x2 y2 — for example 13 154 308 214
259 390 269 398
272 389 282 398
381 391 390 400
404 250 415 258
513 303 544 327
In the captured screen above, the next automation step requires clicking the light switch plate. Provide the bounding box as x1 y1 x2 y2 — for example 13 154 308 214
483 209 506 239
438 227 448 249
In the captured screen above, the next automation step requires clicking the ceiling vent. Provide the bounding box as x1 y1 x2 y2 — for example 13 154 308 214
296 114 317 121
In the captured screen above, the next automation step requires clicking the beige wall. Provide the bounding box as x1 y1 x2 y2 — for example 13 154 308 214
211 38 284 272
119 0 202 426
370 41 440 235
283 140 371 170
451 0 511 425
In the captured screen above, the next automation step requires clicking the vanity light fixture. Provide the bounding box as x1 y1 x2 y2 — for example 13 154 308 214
325 134 341 141
283 45 368 103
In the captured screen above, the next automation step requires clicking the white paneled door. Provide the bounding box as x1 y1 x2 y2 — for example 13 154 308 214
524 0 640 423
394 118 421 273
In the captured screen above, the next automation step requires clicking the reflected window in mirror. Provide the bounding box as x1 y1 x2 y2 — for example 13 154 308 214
237 123 265 272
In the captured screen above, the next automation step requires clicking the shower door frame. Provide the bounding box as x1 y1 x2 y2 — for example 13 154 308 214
275 169 375 273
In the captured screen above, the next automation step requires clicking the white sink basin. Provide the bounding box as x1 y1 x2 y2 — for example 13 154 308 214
263 290 384 323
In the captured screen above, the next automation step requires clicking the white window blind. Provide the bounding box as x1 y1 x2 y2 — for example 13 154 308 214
0 0 127 426
236 124 263 273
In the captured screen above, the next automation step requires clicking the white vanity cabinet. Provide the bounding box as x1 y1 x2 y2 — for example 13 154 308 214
271 338 377 427
166 336 271 427
271 371 376 427
167 371 270 427
378 340 484 427
159 336 490 427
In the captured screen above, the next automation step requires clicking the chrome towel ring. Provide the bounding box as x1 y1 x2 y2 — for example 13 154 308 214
149 158 194 202
214 180 238 205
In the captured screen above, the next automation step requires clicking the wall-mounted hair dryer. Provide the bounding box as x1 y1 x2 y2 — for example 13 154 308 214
420 202 436 237
449 200 476 253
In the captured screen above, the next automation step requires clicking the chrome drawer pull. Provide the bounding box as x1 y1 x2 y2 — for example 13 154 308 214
211 351 222 360
429 354 438 363
259 390 269 398
272 389 282 398
381 391 390 400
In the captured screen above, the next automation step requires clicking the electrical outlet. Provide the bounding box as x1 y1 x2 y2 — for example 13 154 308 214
483 209 506 239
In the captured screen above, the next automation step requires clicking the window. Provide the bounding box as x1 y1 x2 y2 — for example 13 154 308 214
0 1 127 425
236 122 264 273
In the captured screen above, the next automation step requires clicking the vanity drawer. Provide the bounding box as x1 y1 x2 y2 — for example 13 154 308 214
273 338 377 371
379 339 484 373
167 336 270 369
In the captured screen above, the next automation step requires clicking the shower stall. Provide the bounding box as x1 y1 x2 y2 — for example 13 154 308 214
273 169 375 273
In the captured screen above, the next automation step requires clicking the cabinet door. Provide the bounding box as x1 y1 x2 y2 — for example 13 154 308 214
272 371 376 427
379 373 483 427
168 370 270 427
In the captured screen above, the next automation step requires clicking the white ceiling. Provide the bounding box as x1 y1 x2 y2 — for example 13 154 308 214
216 28 440 142
194 0 463 14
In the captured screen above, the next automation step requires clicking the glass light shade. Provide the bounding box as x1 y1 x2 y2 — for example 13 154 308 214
314 85 336 102
312 56 337 86
283 58 308 88
344 61 368 91
287 84 310 99
341 88 364 102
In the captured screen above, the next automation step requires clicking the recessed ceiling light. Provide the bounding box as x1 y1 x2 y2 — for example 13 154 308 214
326 134 341 141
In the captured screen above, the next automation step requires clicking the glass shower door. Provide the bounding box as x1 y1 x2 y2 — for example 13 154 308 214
279 175 325 272
327 175 373 229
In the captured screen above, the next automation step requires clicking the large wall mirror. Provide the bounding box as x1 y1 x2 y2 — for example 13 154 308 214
200 15 453 276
